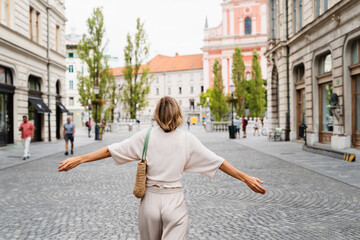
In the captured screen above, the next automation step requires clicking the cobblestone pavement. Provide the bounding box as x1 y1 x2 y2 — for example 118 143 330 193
0 127 359 239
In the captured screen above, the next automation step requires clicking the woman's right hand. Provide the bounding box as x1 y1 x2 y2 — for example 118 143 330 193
58 157 82 172
245 176 266 194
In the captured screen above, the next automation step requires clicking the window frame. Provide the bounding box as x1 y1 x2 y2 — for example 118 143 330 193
69 80 73 90
351 39 360 65
245 17 251 35
69 65 74 73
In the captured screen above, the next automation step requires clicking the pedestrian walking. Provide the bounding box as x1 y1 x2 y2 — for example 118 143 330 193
86 117 92 138
19 116 35 160
63 117 75 155
58 96 266 240
254 119 260 136
242 116 248 138
100 118 106 137
187 117 191 130
234 116 241 139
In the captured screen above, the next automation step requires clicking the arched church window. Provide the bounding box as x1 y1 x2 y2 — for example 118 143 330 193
245 17 251 35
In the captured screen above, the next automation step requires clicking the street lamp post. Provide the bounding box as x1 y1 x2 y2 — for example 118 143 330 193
94 85 100 140
229 84 236 139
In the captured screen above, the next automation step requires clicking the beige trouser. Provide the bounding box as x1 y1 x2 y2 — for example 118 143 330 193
139 186 189 240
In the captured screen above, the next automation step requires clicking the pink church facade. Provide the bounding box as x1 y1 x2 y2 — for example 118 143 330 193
202 0 268 94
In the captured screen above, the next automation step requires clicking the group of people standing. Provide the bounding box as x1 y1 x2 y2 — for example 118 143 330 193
234 117 263 139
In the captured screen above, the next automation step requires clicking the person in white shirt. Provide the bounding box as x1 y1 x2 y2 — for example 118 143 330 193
254 119 260 136
58 96 266 240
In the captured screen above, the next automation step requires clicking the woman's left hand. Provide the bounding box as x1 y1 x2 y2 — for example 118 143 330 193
58 157 81 172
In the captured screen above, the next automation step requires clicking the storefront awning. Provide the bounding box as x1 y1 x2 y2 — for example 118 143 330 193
28 98 52 114
56 101 69 113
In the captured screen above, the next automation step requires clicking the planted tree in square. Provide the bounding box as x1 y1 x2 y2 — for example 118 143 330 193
77 7 115 122
248 50 266 118
210 59 229 121
121 18 152 119
232 47 248 116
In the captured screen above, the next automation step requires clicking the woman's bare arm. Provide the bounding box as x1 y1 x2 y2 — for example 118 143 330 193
219 160 266 194
58 147 111 172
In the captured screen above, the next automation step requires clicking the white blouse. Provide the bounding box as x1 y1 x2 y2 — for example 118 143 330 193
108 127 225 188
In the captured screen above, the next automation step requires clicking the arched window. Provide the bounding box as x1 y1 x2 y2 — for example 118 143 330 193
245 17 251 35
56 80 60 95
318 53 332 75
351 39 360 65
28 76 41 91
0 66 12 85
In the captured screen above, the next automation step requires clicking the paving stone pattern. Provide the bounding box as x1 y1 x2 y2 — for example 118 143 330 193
0 130 359 239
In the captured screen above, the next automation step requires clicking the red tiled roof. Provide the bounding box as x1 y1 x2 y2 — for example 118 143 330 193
110 53 203 76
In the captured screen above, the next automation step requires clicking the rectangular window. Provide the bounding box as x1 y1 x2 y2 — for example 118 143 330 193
69 65 73 72
69 80 73 89
179 100 182 106
299 0 302 29
156 88 159 95
201 86 204 93
324 0 328 11
29 7 33 40
316 0 320 17
168 87 171 95
190 74 194 81
36 12 40 43
293 0 297 34
156 77 159 84
56 25 60 51
200 73 204 81
179 87 182 94
167 75 171 83
178 75 182 82
68 53 74 58
190 86 194 94
271 0 275 38
81 66 84 73
69 97 74 106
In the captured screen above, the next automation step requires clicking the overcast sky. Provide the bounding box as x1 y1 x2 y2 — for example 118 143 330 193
65 0 223 67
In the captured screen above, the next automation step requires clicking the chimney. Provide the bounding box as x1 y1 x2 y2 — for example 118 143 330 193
175 53 179 57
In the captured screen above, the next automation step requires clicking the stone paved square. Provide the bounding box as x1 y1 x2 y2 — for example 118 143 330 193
0 127 359 239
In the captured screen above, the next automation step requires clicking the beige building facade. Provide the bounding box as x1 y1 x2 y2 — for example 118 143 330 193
0 0 67 146
266 0 360 149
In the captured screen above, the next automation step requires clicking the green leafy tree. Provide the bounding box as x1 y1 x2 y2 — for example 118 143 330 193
232 48 248 116
77 7 113 122
210 59 229 121
248 50 266 118
121 18 152 119
199 88 213 107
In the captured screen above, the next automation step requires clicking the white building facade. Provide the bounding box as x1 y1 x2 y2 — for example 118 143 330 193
266 0 360 149
111 54 205 122
0 0 67 146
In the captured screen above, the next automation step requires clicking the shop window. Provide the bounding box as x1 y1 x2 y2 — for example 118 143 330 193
320 83 333 132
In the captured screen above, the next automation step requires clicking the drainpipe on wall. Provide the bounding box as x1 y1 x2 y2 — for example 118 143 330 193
285 0 290 141
47 5 51 142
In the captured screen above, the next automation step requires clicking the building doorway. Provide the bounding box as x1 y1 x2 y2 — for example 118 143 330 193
0 66 14 147
28 75 51 142
296 88 305 139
